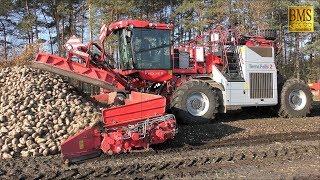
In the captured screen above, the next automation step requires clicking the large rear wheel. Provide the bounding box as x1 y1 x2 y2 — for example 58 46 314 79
278 79 312 118
170 80 219 124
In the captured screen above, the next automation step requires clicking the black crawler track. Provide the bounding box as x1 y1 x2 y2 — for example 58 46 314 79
0 131 319 179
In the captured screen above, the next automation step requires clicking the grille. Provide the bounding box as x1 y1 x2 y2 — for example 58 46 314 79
250 73 273 99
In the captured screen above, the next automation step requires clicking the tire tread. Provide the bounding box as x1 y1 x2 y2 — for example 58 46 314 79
170 80 219 124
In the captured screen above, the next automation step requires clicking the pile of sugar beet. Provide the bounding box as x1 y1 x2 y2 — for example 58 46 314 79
0 66 101 159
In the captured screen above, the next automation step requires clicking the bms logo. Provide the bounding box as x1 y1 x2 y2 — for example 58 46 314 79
288 6 314 32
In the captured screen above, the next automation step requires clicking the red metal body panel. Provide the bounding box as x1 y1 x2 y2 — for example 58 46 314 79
173 68 197 74
309 82 320 91
109 20 173 31
245 37 273 47
113 69 172 82
205 53 223 74
150 118 176 143
99 20 173 43
309 82 320 100
206 53 223 65
91 93 109 103
34 52 127 91
102 92 166 128
100 115 176 154
138 70 172 82
61 127 101 161
60 93 175 161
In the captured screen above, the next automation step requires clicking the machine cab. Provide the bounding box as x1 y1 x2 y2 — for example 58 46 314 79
117 27 171 70
103 20 173 72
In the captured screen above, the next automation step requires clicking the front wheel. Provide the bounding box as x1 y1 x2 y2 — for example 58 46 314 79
170 80 219 124
278 79 312 118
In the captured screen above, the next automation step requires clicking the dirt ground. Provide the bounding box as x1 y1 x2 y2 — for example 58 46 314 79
0 103 320 179
179 154 320 179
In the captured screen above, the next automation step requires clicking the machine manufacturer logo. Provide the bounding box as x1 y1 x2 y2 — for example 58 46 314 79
288 6 314 32
249 64 273 69
79 140 84 150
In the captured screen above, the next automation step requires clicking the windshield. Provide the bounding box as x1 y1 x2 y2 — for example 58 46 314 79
119 29 134 69
132 28 171 69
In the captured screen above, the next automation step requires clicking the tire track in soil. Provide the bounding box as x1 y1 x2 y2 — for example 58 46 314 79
73 141 320 179
0 131 319 179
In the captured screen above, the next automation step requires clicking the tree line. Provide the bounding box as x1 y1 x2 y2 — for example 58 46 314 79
0 0 319 81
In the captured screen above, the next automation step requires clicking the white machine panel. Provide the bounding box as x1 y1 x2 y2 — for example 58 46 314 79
228 82 247 104
195 47 205 62
237 46 277 106
211 45 278 108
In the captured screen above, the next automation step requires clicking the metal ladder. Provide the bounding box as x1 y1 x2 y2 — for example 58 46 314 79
222 30 244 82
